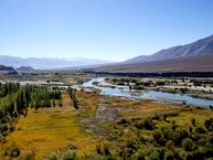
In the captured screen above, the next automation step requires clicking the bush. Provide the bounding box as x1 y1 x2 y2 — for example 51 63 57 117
182 138 194 151
198 138 207 147
186 149 205 160
204 142 213 157
136 151 145 160
149 150 160 160
172 128 189 145
195 126 206 134
163 128 172 140
4 145 20 158
165 140 175 149
204 118 213 131
143 118 155 130
192 148 205 160
103 143 110 156
46 152 60 160
171 121 178 131
96 143 102 155
152 130 162 142
164 151 174 160
62 150 77 160
18 151 35 160
186 152 194 160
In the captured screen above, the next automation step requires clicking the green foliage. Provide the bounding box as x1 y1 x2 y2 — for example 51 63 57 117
165 140 175 150
62 150 77 160
204 118 213 131
182 138 194 151
162 128 172 140
191 118 196 127
136 151 145 160
149 150 160 160
0 82 20 97
68 87 78 109
172 128 189 145
46 152 60 160
0 83 62 140
164 151 174 160
152 129 162 142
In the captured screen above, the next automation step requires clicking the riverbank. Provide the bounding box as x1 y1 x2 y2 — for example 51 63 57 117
100 77 213 102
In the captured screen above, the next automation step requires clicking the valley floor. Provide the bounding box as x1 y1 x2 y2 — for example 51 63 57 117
1 88 213 159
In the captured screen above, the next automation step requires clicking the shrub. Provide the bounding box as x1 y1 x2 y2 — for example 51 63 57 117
192 148 205 160
152 130 162 142
204 118 213 131
46 152 60 160
4 145 20 158
182 138 194 151
121 148 132 160
62 150 77 160
96 143 102 155
204 142 213 157
143 118 155 130
173 149 182 160
157 148 165 160
171 121 178 131
164 151 174 160
163 128 172 140
195 126 206 134
165 140 175 149
186 149 205 160
18 151 35 160
186 152 194 160
198 138 207 147
103 143 110 156
136 151 145 160
149 150 160 160
173 128 189 145
105 155 116 160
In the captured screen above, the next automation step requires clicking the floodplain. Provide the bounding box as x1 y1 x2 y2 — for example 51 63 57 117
0 73 213 160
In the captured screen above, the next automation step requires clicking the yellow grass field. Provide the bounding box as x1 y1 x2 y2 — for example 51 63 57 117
1 93 97 159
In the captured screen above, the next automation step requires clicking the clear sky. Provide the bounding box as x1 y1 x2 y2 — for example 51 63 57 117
0 0 213 62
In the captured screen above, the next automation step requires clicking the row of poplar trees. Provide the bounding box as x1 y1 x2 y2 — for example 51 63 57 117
0 82 62 139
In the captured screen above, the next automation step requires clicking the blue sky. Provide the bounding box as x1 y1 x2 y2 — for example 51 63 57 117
0 0 213 62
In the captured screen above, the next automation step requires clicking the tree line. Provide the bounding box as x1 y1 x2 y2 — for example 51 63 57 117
0 82 63 140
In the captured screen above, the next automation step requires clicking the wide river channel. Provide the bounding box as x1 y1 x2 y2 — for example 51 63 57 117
82 77 213 107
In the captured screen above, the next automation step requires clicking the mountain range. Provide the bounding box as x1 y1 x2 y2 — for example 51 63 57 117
0 56 111 69
86 34 213 73
0 65 18 75
125 34 213 64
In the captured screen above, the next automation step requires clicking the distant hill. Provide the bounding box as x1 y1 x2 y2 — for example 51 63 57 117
16 66 34 73
0 65 18 75
125 34 213 63
0 55 112 69
86 34 213 73
86 54 213 73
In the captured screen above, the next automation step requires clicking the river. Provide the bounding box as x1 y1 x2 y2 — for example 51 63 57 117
82 77 213 107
